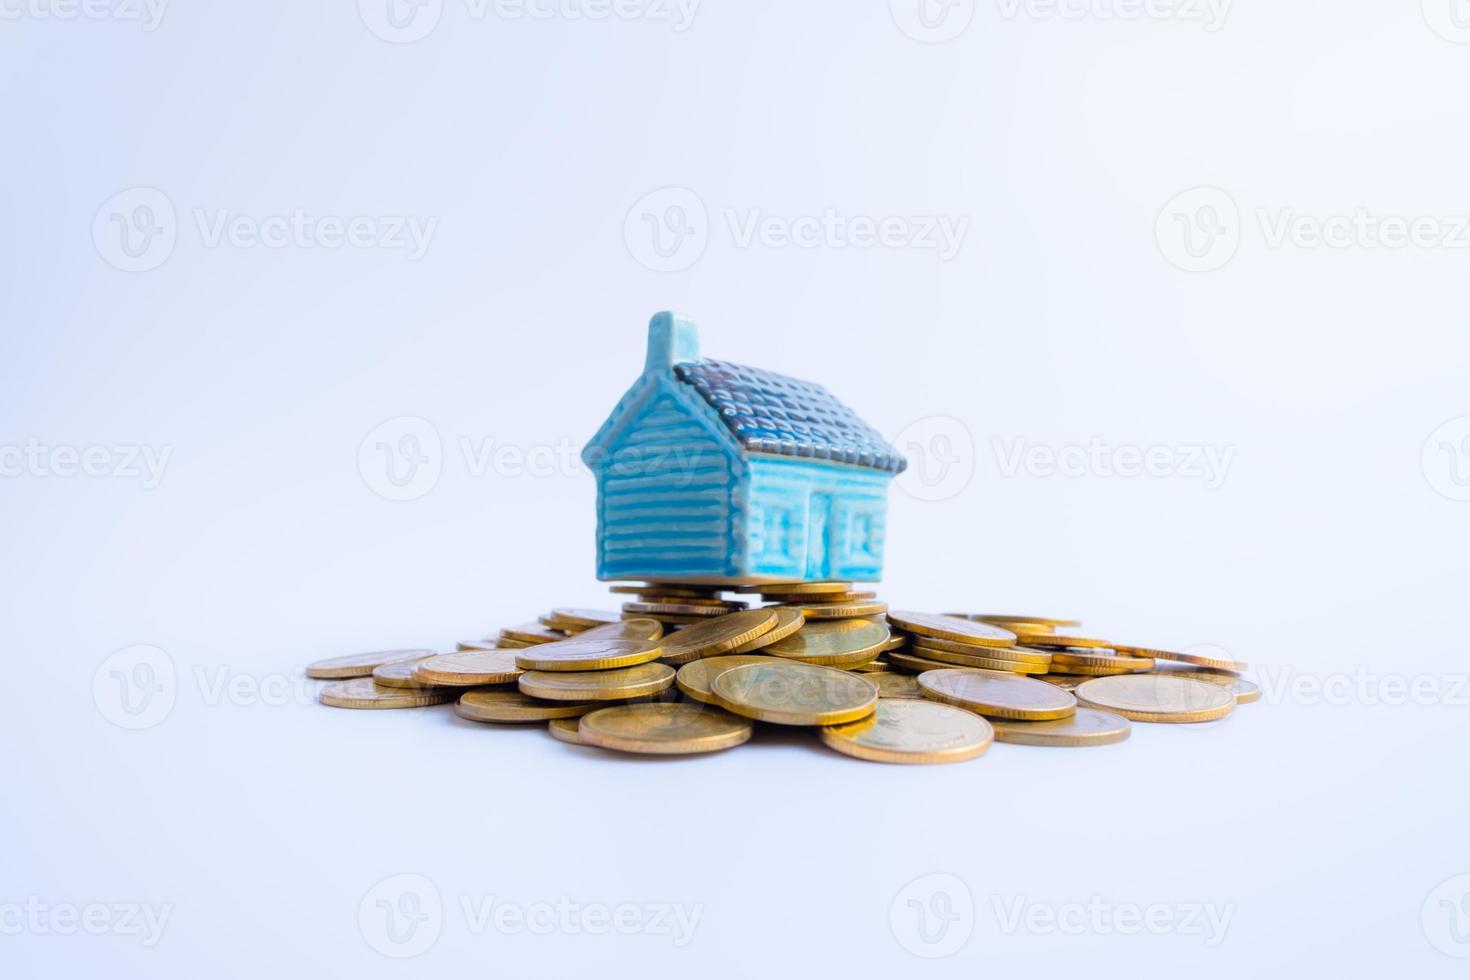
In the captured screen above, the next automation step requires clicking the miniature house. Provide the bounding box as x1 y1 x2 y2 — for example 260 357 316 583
581 312 908 584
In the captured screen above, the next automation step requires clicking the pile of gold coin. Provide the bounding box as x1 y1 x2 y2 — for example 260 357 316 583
307 585 1255 763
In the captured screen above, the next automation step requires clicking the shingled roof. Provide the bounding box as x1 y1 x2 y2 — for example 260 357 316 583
674 358 908 474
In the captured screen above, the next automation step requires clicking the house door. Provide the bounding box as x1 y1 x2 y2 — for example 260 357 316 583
805 493 832 579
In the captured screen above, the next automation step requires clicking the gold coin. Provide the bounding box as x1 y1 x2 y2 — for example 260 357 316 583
622 601 738 618
1014 632 1113 649
542 608 621 631
729 608 805 653
574 618 665 643
869 672 923 699
495 638 533 649
675 655 778 704
711 661 878 726
881 632 908 652
762 618 889 668
456 639 499 651
1039 674 1085 690
1113 644 1246 673
412 649 524 686
608 583 728 598
798 600 889 620
305 648 435 680
1049 649 1155 671
547 716 586 744
968 614 1081 629
735 581 854 595
1041 662 1136 677
917 668 1077 721
853 658 890 673
990 707 1131 746
518 662 675 701
577 701 753 755
763 590 876 604
656 608 781 665
1074 674 1236 723
371 658 446 689
513 638 664 672
318 678 455 709
909 643 1051 675
499 622 568 645
819 698 993 764
886 611 1017 649
1153 670 1261 704
455 689 598 723
886 650 959 673
911 635 1052 664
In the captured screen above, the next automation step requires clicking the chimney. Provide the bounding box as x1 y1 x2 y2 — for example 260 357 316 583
643 311 700 374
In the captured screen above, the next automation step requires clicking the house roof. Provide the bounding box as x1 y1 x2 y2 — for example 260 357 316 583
674 358 908 474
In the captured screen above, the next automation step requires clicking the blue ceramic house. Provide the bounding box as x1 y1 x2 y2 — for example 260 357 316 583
581 312 907 584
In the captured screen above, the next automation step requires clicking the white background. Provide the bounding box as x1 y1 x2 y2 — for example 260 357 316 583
4 1 1470 976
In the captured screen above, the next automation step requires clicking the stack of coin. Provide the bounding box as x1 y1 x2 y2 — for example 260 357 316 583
610 581 748 626
307 597 1257 761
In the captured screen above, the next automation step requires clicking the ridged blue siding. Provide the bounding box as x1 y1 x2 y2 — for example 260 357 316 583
595 385 744 580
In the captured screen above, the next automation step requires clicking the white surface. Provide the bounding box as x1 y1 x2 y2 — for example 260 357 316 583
5 2 1470 976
